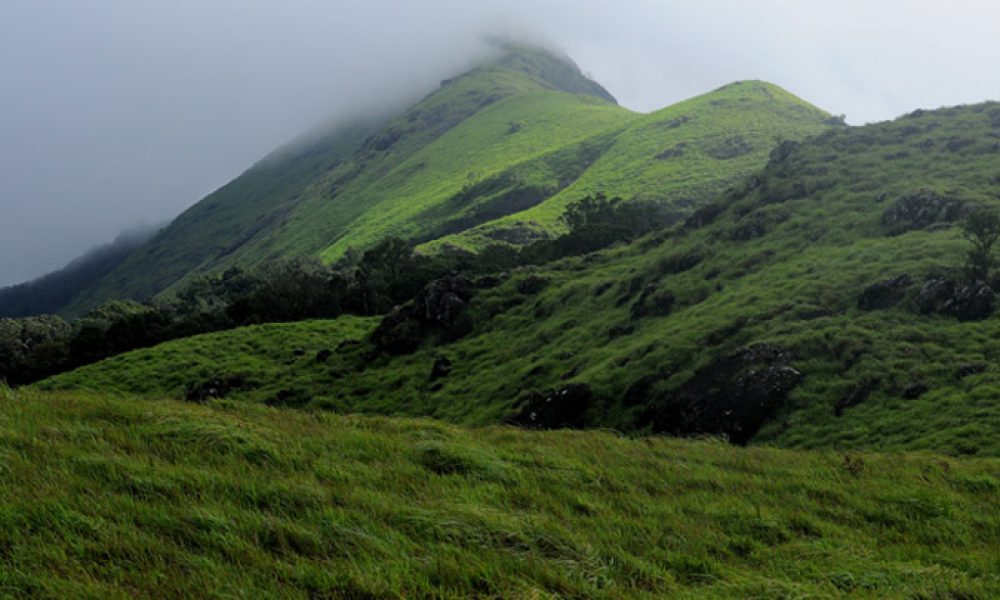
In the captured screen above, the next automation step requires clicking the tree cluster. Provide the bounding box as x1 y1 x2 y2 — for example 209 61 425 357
1 194 672 385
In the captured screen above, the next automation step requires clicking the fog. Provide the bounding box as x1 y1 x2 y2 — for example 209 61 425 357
2 0 998 286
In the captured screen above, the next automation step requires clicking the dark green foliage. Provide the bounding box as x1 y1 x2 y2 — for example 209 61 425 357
960 206 1000 282
522 193 674 262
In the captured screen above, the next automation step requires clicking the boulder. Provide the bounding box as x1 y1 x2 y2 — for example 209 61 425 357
682 203 725 231
882 190 965 235
630 284 675 319
858 274 912 310
430 355 452 380
508 383 595 429
184 374 245 403
902 382 929 399
649 343 803 445
955 363 987 380
916 278 995 321
769 140 799 163
372 274 475 355
517 275 549 295
834 381 876 417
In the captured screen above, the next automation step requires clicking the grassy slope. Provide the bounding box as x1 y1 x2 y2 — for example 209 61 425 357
62 118 380 317
43 103 1000 458
68 47 831 314
1 388 997 598
39 317 377 402
67 46 632 315
422 81 831 253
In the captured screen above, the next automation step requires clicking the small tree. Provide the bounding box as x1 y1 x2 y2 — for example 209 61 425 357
961 206 1000 282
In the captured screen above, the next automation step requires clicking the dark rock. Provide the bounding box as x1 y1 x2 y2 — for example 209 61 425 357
769 140 799 163
430 355 452 380
708 135 754 160
834 381 876 417
916 278 995 321
608 323 636 338
315 349 333 363
955 363 987 380
508 383 595 429
649 343 803 444
882 190 965 235
517 275 549 295
474 275 503 289
372 309 427 355
902 382 929 399
593 281 614 297
946 137 975 152
184 374 245 403
682 203 725 231
655 143 687 160
659 115 690 130
630 284 675 319
658 251 703 275
858 274 912 310
416 274 474 324
265 388 311 408
372 275 475 355
730 210 789 241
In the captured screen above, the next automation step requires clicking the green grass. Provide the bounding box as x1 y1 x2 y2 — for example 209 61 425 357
37 317 377 404
424 80 831 252
42 102 1000 458
65 46 830 316
0 389 997 598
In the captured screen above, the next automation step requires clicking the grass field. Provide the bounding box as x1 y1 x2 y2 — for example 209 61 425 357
0 387 997 598
41 102 1000 459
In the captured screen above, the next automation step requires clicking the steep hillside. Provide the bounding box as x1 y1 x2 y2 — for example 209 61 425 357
0 225 158 318
62 118 381 317
420 80 833 253
65 45 830 315
0 388 996 598
43 102 1000 456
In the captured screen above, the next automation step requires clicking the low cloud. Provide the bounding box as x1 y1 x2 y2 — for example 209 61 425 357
1 0 997 285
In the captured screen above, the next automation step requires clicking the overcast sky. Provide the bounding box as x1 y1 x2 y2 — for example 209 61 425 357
1 0 998 286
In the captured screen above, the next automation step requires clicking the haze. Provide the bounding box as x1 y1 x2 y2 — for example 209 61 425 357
2 0 998 287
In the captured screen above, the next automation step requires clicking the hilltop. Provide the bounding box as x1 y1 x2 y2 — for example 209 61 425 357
17 44 831 317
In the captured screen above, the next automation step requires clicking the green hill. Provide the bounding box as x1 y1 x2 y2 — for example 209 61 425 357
42 102 1000 457
0 387 996 598
57 44 830 316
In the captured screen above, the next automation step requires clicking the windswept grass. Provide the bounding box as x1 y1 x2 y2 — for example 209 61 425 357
0 389 997 598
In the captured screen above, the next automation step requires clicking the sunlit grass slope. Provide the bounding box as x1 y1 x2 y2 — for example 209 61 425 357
69 46 831 314
0 388 997 598
44 102 1000 457
425 80 832 252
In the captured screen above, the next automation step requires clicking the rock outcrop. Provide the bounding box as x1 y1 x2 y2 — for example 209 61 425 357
916 278 995 321
648 343 803 444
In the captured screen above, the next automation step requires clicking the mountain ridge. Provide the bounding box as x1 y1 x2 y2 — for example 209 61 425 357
14 44 831 318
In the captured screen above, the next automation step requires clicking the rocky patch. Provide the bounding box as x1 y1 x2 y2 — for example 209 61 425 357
882 190 965 236
858 274 912 310
648 343 803 444
373 274 475 355
916 278 995 321
508 383 596 429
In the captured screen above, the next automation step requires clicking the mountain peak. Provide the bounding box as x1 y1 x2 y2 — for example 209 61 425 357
443 42 618 105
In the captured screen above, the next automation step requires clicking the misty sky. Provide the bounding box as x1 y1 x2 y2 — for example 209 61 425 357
2 0 998 286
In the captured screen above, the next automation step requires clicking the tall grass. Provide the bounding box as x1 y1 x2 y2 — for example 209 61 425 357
0 389 996 598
